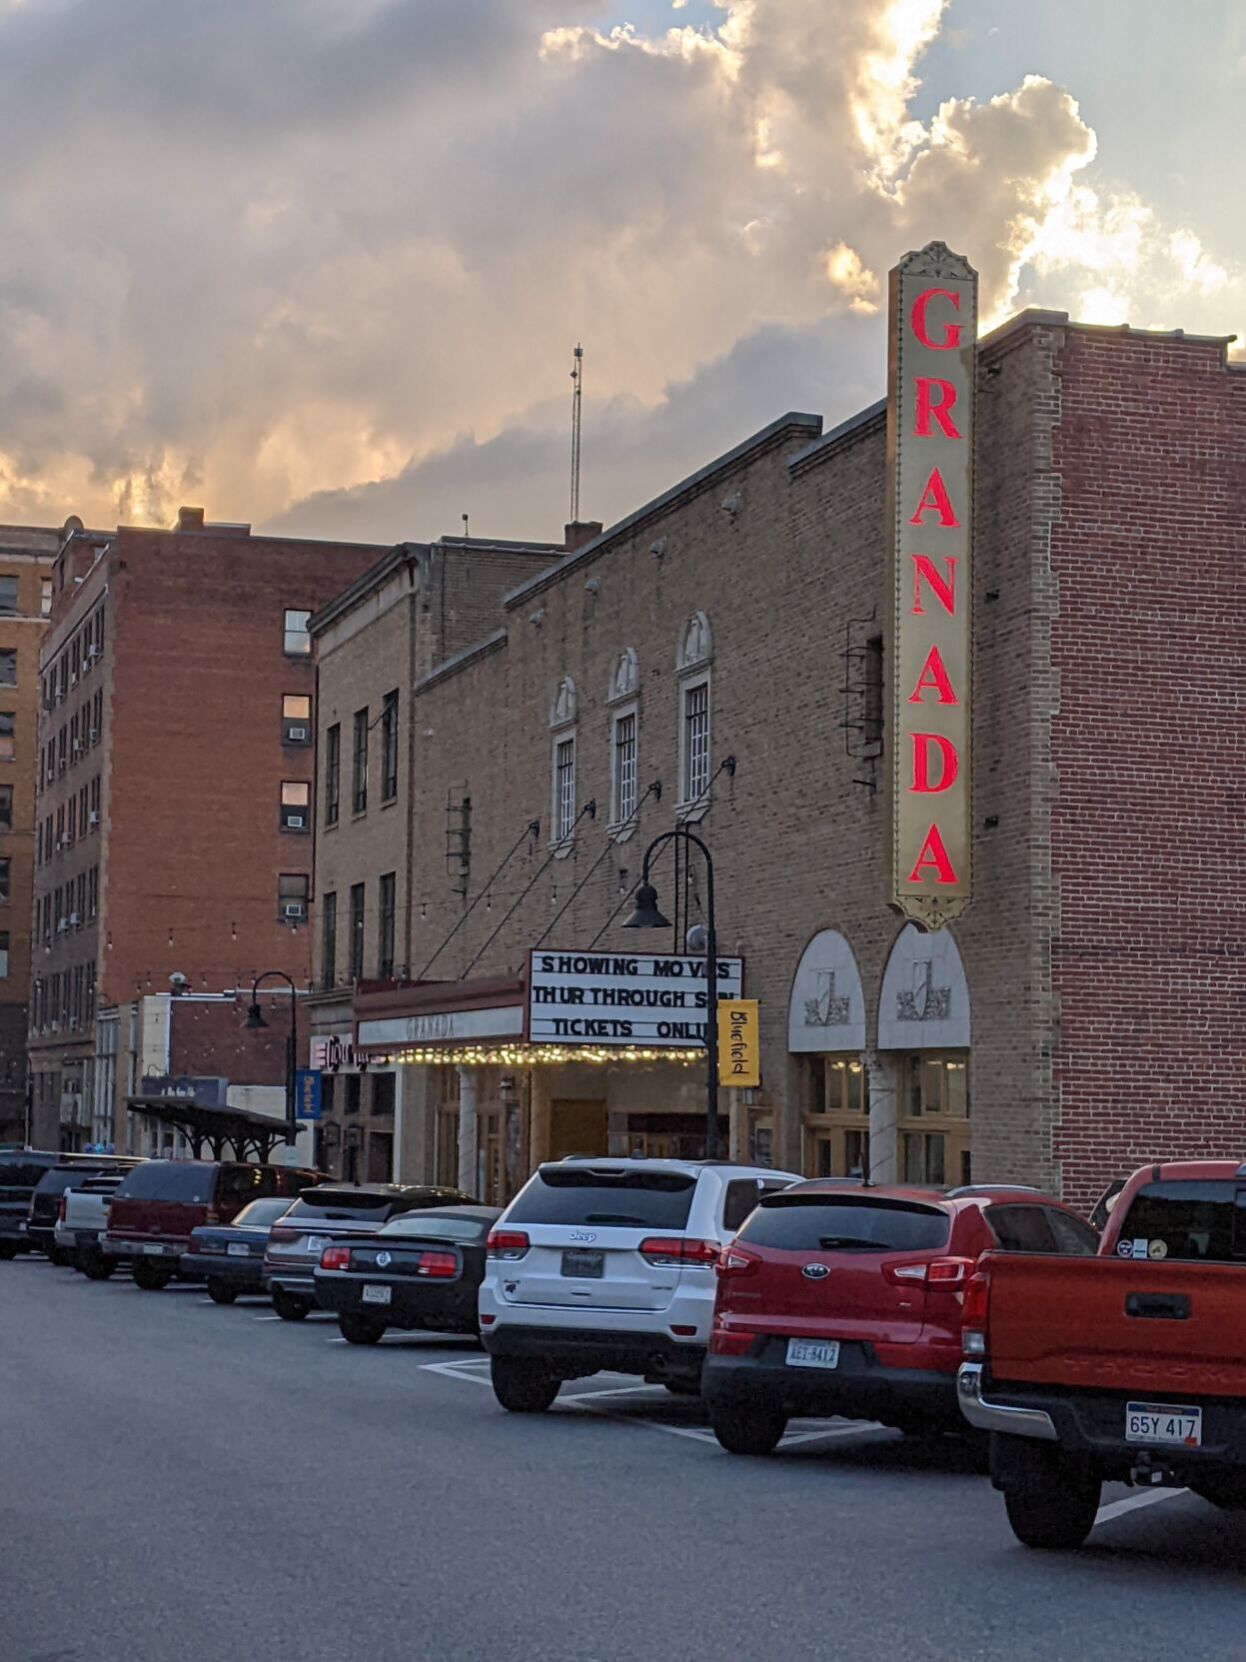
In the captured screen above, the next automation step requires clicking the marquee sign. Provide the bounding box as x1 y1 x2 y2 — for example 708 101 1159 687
528 950 744 1048
885 241 977 930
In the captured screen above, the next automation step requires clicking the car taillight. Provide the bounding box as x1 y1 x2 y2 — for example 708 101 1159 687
639 1237 719 1267
58 1196 68 1223
716 1246 761 1277
486 1229 530 1259
321 1245 352 1271
883 1256 975 1287
962 1271 990 1355
269 1226 299 1244
709 1325 756 1356
204 1210 219 1225
416 1251 457 1279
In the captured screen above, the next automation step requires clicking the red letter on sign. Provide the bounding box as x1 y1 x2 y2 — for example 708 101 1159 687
911 554 956 616
908 467 959 527
907 645 958 705
911 288 962 350
910 733 959 792
906 823 958 885
914 377 961 439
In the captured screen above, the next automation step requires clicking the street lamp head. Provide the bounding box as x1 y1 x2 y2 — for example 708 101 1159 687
243 1002 268 1031
622 881 671 931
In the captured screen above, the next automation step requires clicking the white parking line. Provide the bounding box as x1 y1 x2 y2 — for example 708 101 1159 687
1095 1487 1187 1526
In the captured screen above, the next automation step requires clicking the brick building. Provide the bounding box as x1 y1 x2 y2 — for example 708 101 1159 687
312 306 1244 1211
0 523 63 1142
27 510 389 1152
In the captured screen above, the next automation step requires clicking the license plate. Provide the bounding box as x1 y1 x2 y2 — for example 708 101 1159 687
561 1249 605 1279
362 1284 392 1306
1125 1401 1202 1446
786 1338 840 1370
142 1243 165 1256
227 1243 250 1257
305 1236 327 1254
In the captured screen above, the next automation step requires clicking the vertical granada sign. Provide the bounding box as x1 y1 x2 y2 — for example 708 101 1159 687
885 241 976 930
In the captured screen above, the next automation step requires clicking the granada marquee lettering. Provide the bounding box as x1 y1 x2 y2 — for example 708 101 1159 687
885 243 976 928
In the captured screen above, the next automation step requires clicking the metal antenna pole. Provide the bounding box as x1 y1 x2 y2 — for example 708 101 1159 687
570 343 583 523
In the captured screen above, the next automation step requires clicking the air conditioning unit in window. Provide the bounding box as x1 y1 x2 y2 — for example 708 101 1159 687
282 903 307 921
50 1020 60 1032
85 645 98 661
72 741 83 756
288 725 308 741
88 811 99 827
57 918 69 932
89 729 98 743
69 912 79 927
286 814 306 830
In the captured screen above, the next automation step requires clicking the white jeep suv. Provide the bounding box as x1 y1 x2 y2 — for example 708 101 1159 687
480 1157 799 1412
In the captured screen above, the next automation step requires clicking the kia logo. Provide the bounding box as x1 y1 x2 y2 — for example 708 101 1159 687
802 1263 830 1280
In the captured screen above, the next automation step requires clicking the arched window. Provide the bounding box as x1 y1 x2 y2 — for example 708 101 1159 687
676 613 712 816
607 650 639 833
549 676 577 852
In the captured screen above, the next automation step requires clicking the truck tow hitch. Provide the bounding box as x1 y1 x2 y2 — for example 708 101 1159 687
1129 1453 1176 1488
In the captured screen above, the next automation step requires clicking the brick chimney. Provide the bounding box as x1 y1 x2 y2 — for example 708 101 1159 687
564 521 603 553
176 506 206 532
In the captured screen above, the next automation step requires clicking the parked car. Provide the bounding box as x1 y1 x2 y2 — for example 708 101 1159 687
479 1157 801 1413
1 1151 66 1258
264 1184 474 1321
28 1157 142 1264
181 1196 301 1304
702 1181 1100 1456
104 1160 324 1289
314 1205 501 1343
959 1159 1246 1550
56 1173 135 1277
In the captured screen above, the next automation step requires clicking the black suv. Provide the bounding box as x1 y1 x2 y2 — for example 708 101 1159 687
1 1151 64 1258
27 1158 142 1263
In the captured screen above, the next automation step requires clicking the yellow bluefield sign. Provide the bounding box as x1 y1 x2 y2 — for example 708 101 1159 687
717 999 760 1089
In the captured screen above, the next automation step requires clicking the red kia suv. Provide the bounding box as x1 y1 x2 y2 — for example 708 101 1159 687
702 1182 1098 1455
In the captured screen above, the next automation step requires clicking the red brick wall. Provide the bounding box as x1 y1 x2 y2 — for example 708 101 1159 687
169 996 288 1085
1050 331 1246 1207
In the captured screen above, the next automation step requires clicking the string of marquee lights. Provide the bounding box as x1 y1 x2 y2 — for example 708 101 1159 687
459 798 599 978
369 1043 706 1069
532 780 662 951
414 816 541 983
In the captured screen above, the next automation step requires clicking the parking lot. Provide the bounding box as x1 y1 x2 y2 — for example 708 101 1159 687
5 1260 1246 1662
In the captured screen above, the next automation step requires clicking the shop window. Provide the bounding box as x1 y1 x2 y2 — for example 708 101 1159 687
348 883 365 980
278 873 309 926
371 1072 395 1117
282 694 312 746
377 871 395 978
380 691 399 802
324 723 340 827
321 891 337 987
280 780 310 832
0 576 17 616
898 1053 970 1187
283 608 311 656
352 707 368 814
0 712 12 761
801 1055 868 1178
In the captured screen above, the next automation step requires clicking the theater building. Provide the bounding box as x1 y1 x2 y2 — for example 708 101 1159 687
311 257 1244 1211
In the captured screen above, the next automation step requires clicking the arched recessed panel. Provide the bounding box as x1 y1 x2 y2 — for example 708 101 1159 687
676 611 712 672
788 930 866 1053
549 675 577 729
877 924 971 1050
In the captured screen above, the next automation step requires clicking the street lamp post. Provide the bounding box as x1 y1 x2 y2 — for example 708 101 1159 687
243 971 299 1147
623 826 720 1160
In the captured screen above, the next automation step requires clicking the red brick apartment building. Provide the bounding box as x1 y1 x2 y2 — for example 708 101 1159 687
312 301 1244 1211
27 510 389 1151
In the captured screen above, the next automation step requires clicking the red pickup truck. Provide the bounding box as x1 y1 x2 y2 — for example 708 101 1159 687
958 1159 1246 1549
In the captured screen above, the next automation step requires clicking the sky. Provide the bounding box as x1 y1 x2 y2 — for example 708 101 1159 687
0 0 1241 544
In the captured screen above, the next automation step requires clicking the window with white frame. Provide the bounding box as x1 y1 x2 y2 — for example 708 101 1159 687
676 612 712 815
549 676 578 852
606 647 639 835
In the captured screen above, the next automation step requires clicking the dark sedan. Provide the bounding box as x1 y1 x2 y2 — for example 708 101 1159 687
181 1196 298 1303
314 1206 501 1344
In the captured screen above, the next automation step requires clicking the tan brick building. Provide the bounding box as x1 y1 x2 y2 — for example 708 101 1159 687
0 523 62 1142
314 309 1244 1211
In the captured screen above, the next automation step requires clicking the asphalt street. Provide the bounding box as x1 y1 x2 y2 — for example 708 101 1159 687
3 1260 1245 1662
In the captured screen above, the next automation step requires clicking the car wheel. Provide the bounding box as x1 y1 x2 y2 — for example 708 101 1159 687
0 1243 18 1261
663 1379 701 1398
490 1356 560 1413
1003 1471 1101 1550
1190 1478 1246 1511
272 1290 311 1322
48 1246 72 1268
710 1402 788 1456
132 1259 173 1291
206 1279 238 1306
339 1313 386 1345
80 1250 116 1281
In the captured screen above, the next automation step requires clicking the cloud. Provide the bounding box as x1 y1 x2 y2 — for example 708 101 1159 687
0 0 1238 540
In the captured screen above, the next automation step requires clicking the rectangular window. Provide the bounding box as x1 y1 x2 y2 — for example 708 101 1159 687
345 1075 362 1114
71 637 80 684
348 883 365 980
611 710 637 826
372 1072 395 1117
88 865 98 919
0 931 11 979
278 872 309 926
554 735 576 844
40 579 51 618
0 785 12 832
681 678 710 805
282 694 312 747
0 857 8 902
321 891 337 987
0 712 12 762
0 650 17 688
57 727 66 772
75 870 86 922
67 797 76 844
91 689 102 740
377 872 395 978
280 780 310 832
325 723 340 827
381 691 399 802
352 708 369 814
70 711 79 759
56 804 64 846
90 775 101 823
0 577 18 617
283 608 312 656
78 785 87 831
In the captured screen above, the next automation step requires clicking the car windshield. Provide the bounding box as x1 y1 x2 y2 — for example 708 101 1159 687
378 1213 494 1242
34 1167 118 1198
506 1168 697 1230
232 1198 294 1228
0 1156 58 1192
739 1195 951 1253
113 1163 216 1203
284 1191 397 1220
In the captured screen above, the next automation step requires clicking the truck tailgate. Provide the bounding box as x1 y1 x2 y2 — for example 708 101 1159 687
986 1253 1246 1399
